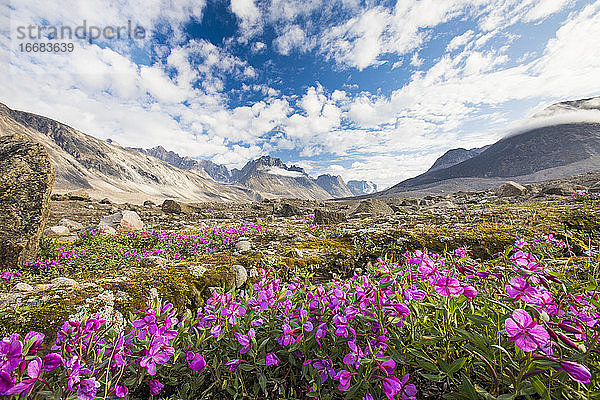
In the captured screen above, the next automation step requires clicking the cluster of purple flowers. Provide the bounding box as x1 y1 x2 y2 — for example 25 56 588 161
24 247 84 270
0 270 20 284
1 232 596 398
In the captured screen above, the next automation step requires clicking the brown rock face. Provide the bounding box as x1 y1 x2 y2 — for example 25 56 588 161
0 134 55 267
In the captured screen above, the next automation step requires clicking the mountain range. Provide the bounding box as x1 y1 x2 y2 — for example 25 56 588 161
1 95 598 202
379 96 600 197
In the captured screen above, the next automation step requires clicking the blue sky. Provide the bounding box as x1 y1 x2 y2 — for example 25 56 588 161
2 0 600 188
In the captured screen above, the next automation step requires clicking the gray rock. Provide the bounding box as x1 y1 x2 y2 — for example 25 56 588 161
99 210 144 232
0 133 55 268
99 198 112 205
51 277 78 288
497 181 527 197
230 264 248 289
351 199 394 216
161 199 202 215
542 183 577 196
590 181 600 194
313 209 346 224
140 256 167 268
235 240 252 252
58 218 84 231
275 203 301 217
44 225 70 236
10 282 34 293
66 189 90 201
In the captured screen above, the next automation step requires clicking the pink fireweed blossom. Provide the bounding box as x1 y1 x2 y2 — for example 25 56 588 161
343 341 364 369
222 303 246 325
265 352 280 367
131 314 157 340
434 276 464 297
506 276 537 302
139 338 175 376
335 369 353 391
505 309 550 352
186 351 207 372
556 360 591 384
225 358 243 372
234 329 255 354
0 334 22 373
278 324 297 347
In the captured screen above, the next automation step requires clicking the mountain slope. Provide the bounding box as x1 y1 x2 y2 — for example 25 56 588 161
232 156 333 200
347 180 377 196
315 174 354 198
384 122 600 195
0 103 259 203
427 146 489 172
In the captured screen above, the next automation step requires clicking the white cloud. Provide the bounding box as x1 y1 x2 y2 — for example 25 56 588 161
273 25 313 55
230 0 262 40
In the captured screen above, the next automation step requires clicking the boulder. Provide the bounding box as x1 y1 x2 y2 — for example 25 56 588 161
228 264 248 290
497 181 527 197
58 218 84 231
590 181 600 194
66 189 90 201
351 199 394 216
99 225 117 235
275 203 301 217
143 200 156 207
140 256 168 268
51 277 78 288
161 199 202 214
313 209 347 224
99 211 144 232
0 134 55 268
99 198 112 205
542 183 577 196
235 240 252 252
44 225 70 236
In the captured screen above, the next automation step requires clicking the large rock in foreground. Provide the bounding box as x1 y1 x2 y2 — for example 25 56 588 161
0 134 55 267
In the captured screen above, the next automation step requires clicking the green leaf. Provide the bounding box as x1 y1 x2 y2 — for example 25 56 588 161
465 314 492 326
530 377 550 400
417 359 439 373
258 374 267 393
422 373 445 382
447 357 467 374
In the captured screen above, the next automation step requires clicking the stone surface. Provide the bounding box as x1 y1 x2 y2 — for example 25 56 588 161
99 225 117 235
0 133 55 268
351 199 394 216
99 210 144 232
497 181 527 197
58 218 84 231
161 199 202 214
66 189 90 201
44 225 70 236
275 203 301 217
542 183 577 196
51 277 78 288
229 264 248 289
314 208 346 224
235 240 252 252
10 283 34 293
140 256 168 268
590 181 600 194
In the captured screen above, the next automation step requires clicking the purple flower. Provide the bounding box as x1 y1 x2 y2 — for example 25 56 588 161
399 373 417 400
4 357 42 395
505 309 550 352
0 371 15 395
315 323 327 346
251 318 264 327
379 358 395 376
234 330 253 354
278 324 295 347
343 341 364 369
225 358 242 372
24 331 44 355
556 361 591 384
312 359 335 383
382 376 402 400
0 334 23 373
222 303 246 325
148 379 164 395
265 352 280 367
115 385 128 398
506 276 536 301
140 339 175 375
435 276 464 297
77 378 99 400
210 324 221 338
131 314 158 340
186 351 207 372
335 369 353 391
43 353 63 372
